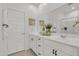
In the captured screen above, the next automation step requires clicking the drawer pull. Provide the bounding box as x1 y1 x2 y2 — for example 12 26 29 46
31 38 33 41
38 53 41 55
52 49 55 54
38 38 41 40
38 44 41 47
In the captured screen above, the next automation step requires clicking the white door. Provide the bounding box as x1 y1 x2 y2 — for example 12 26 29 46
4 9 25 54
0 8 4 56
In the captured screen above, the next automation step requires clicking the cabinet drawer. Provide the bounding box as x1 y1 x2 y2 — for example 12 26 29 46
37 39 44 56
44 45 54 56
44 39 78 56
37 37 43 44
30 35 37 47
36 43 43 56
37 39 43 47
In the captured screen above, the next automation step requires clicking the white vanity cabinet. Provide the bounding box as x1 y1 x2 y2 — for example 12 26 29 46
30 34 44 56
30 33 79 56
44 39 71 56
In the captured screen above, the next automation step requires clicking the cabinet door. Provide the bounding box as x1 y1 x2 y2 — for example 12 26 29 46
44 37 77 56
44 45 55 56
44 45 70 56
30 35 37 54
56 49 70 56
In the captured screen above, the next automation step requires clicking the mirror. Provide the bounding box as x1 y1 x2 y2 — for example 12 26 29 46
60 17 78 34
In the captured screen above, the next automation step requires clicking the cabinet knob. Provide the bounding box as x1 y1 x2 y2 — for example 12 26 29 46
31 38 33 41
38 53 41 55
38 44 41 47
38 38 41 40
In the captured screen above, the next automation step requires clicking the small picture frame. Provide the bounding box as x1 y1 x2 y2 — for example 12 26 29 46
29 18 35 26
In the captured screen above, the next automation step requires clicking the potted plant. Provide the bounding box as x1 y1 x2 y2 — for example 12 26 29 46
46 24 52 35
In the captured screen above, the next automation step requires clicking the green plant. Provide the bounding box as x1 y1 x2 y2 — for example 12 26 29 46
46 24 52 29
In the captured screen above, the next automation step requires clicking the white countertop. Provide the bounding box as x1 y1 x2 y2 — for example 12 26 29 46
30 33 79 48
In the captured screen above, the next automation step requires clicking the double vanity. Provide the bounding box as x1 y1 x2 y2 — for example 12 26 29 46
30 33 79 56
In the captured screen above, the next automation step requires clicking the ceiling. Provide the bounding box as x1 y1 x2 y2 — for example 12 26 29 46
48 3 79 15
28 3 41 8
2 3 79 16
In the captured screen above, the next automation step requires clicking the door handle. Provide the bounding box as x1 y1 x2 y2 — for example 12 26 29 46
2 24 8 28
